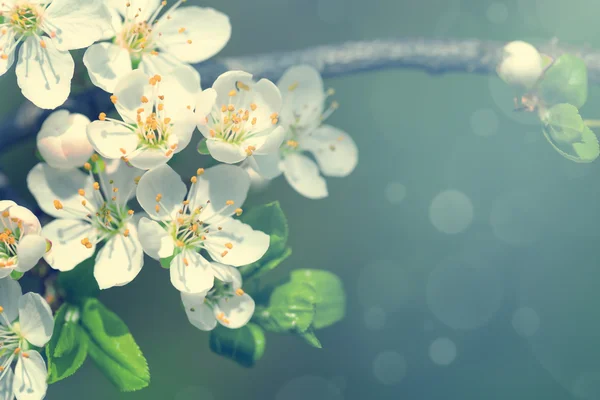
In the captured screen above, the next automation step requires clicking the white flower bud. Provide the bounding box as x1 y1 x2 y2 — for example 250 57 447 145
36 110 94 170
497 41 543 90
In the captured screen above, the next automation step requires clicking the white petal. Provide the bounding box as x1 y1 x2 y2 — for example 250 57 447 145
160 64 201 113
181 292 217 331
254 78 283 117
15 235 46 273
27 163 95 219
6 205 41 235
136 164 186 220
206 140 246 164
86 120 139 159
113 69 153 123
83 43 132 93
206 219 269 267
102 159 143 203
128 148 170 170
0 278 22 325
277 65 325 126
171 110 196 153
137 217 174 260
189 164 250 221
16 37 74 110
210 262 242 289
250 126 285 155
0 366 13 400
0 266 15 280
138 50 183 77
13 350 48 400
94 226 144 289
42 219 95 271
170 251 214 294
301 125 358 177
18 293 53 347
195 88 217 136
281 153 328 199
108 0 160 21
212 70 253 107
0 33 16 77
157 6 231 64
0 201 16 213
214 293 255 329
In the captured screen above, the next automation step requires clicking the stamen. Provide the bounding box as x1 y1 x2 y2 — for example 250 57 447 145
235 288 244 296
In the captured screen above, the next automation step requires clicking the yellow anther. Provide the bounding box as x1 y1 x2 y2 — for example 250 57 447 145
287 140 298 148
251 117 257 125
176 240 185 247
235 208 243 216
221 105 227 112
119 148 127 155
84 162 92 171
14 348 20 355
228 90 236 97
99 112 106 121
81 200 87 206
128 210 135 215
137 107 144 114
227 104 235 112
0 54 7 60
224 243 233 249
0 306 4 313
331 101 339 109
191 176 197 184
197 168 204 176
110 95 118 104
53 200 63 210
221 250 228 257
250 103 257 111
112 187 119 193
191 224 198 232
40 40 46 49
78 189 85 196
270 113 279 119
1 211 8 218
141 95 149 103
187 39 192 44
183 257 189 266
151 50 159 56
165 149 173 157
156 194 162 202
93 182 100 190
155 205 160 213
123 229 130 237
327 88 336 96
271 118 278 125
178 27 186 33
91 154 99 162
288 82 299 91
209 129 216 137
226 200 234 206
235 288 245 296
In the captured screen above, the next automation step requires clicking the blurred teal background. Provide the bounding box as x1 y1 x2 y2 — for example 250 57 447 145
3 0 600 398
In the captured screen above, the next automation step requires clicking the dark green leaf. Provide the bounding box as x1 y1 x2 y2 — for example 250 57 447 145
10 270 24 280
298 328 322 349
538 54 588 108
197 139 210 155
46 304 88 384
257 281 317 334
81 299 150 392
209 323 266 368
290 269 346 329
57 258 100 303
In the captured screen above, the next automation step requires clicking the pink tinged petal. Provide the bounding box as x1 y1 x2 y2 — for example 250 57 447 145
301 125 358 177
181 292 217 331
13 350 48 400
136 164 186 221
15 235 47 273
0 279 22 325
206 139 246 164
205 219 269 267
0 366 13 400
113 69 153 123
41 219 96 272
170 251 215 294
83 43 132 93
6 205 41 235
18 293 54 347
26 163 95 219
214 293 255 329
86 120 138 159
94 225 144 290
44 0 113 51
277 65 325 126
189 164 250 221
16 37 74 110
157 6 231 64
281 153 328 199
137 217 174 260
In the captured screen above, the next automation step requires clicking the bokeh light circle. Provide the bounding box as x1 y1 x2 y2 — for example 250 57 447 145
364 307 386 331
357 260 415 312
429 337 457 366
385 182 407 204
372 351 407 385
511 307 540 338
429 190 474 234
490 190 546 247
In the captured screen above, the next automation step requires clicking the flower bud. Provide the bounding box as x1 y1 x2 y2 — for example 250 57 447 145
497 41 543 90
36 110 94 170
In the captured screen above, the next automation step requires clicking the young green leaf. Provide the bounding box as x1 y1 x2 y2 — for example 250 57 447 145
81 299 150 392
538 54 588 109
91 157 105 174
46 304 89 384
257 281 317 334
57 258 100 303
298 328 322 349
197 139 210 155
10 270 24 280
290 269 346 329
209 323 266 368
239 202 291 280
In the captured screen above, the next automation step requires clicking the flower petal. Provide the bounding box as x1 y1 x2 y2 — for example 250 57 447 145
301 125 358 177
214 293 255 329
6 205 41 235
113 69 153 123
137 217 174 260
157 6 231 64
281 153 328 199
250 125 285 155
27 163 95 219
212 70 253 107
0 33 16 77
0 266 15 280
15 235 47 273
83 43 132 93
206 139 245 164
13 350 48 400
189 164 250 222
0 278 22 325
210 262 242 289
277 65 325 127
16 37 74 110
42 219 96 271
108 0 160 21
0 366 13 400
195 88 217 136
128 148 170 170
94 225 144 290
160 64 201 114
102 159 143 203
136 164 186 220
18 293 53 347
0 201 16 213
171 110 196 153
170 251 214 294
205 219 269 267
181 292 217 331
138 50 183 77
86 120 139 159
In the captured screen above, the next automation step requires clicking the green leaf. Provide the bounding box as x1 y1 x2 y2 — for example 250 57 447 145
92 157 105 174
160 255 174 269
538 54 588 109
258 281 317 334
209 323 266 368
299 328 322 349
290 269 346 329
197 139 210 155
46 304 88 384
81 299 150 392
10 270 24 280
239 202 290 280
542 103 599 163
57 258 100 303
35 149 45 162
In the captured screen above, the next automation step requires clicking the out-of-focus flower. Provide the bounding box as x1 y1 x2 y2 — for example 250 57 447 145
497 40 544 90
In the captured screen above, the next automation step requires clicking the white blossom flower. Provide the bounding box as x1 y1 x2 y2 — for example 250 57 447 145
181 264 255 330
248 65 358 199
87 68 198 170
83 0 231 93
195 70 285 165
135 163 269 294
497 41 543 90
26 158 145 290
0 279 54 400
36 110 94 170
0 201 48 280
0 0 113 109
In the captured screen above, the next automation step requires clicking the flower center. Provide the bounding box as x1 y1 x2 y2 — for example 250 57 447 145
8 3 43 35
0 212 25 268
116 21 156 56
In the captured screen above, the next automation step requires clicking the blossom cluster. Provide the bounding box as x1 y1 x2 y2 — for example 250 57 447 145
0 0 358 397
